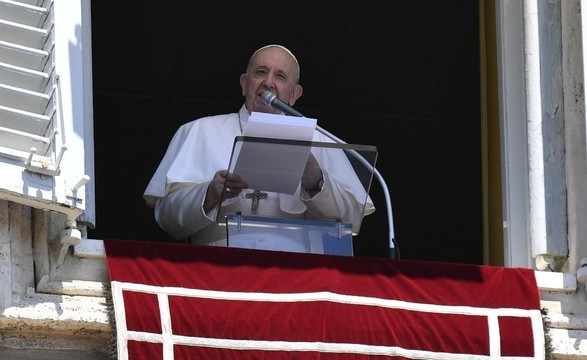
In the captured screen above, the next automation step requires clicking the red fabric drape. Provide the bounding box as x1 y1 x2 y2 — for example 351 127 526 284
105 239 544 360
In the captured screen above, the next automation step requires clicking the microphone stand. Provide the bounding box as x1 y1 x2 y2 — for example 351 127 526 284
315 125 397 259
259 92 397 258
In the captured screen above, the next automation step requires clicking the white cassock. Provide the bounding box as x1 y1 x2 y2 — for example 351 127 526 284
144 105 375 253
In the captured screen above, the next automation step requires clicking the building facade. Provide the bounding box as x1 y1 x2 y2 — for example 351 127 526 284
1 0 587 358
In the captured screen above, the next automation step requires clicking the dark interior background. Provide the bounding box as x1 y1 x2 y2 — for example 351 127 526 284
89 1 482 264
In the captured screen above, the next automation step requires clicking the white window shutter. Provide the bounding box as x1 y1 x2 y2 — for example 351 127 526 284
0 0 94 230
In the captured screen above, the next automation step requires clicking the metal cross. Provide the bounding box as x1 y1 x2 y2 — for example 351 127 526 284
245 190 268 213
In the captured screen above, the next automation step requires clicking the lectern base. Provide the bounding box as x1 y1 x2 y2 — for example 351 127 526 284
225 213 353 256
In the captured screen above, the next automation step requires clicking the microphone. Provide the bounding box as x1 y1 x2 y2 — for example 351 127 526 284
260 91 305 117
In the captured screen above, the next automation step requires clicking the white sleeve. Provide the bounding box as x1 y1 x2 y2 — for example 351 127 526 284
153 181 216 240
302 172 370 234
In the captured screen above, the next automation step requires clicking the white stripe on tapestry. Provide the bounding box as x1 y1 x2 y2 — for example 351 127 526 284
123 331 540 360
111 281 544 360
157 293 174 360
112 281 542 318
112 282 130 360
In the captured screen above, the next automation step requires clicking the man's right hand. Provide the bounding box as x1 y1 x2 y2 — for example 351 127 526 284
204 170 248 212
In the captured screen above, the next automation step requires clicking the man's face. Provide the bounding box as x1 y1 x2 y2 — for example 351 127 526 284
240 47 302 114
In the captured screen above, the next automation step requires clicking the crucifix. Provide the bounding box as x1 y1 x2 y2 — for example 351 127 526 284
245 190 268 213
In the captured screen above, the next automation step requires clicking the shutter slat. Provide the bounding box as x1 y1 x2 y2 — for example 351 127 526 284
0 0 48 27
0 125 50 155
9 0 43 6
0 40 48 70
0 61 48 91
0 104 51 135
0 18 48 49
0 83 50 114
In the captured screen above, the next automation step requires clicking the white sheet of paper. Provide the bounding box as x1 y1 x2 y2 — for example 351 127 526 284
245 112 317 140
229 112 317 194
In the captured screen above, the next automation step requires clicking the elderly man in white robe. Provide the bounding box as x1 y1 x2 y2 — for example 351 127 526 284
144 44 375 254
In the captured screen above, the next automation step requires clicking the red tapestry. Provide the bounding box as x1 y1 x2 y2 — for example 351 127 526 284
104 239 545 360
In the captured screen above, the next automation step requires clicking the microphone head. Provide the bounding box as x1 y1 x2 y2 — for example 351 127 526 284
260 91 276 106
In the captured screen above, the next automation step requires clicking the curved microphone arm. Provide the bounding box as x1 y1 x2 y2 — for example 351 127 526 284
316 125 397 259
259 91 397 258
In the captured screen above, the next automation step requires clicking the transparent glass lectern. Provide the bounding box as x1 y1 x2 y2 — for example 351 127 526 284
217 136 377 256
